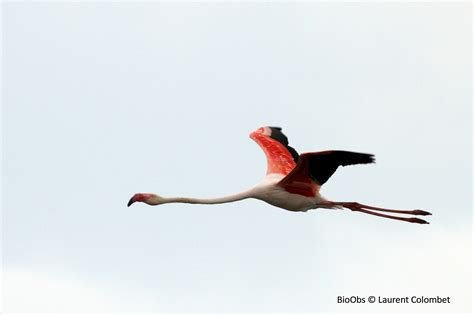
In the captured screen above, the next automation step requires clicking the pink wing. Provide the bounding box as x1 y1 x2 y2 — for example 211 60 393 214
249 126 298 176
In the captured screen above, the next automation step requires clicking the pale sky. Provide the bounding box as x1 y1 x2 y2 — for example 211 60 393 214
2 2 472 313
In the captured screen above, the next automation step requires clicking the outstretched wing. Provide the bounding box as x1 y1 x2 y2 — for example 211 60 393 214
250 126 299 176
278 151 375 195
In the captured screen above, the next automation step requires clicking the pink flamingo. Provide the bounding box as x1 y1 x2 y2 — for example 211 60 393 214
128 127 430 224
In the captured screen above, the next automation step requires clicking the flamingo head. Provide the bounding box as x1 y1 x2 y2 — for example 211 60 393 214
127 193 163 207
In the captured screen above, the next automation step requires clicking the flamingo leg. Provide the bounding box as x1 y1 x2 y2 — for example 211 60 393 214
334 202 431 216
353 208 429 224
328 202 430 224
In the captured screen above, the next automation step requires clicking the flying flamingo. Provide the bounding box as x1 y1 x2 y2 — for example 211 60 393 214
128 126 431 224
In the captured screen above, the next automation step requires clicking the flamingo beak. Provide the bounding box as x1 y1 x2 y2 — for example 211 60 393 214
127 196 136 207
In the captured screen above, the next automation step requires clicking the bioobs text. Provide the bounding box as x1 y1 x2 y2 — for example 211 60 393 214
337 296 366 304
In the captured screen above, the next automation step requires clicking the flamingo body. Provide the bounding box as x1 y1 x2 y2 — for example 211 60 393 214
245 173 323 212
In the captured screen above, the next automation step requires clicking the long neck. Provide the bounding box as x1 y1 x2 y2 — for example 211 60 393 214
159 189 254 205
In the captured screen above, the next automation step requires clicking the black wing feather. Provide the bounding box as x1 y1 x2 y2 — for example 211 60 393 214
308 151 375 185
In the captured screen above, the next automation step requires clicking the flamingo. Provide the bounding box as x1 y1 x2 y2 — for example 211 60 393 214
128 126 431 224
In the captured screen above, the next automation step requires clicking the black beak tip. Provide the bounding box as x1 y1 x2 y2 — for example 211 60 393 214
127 197 135 207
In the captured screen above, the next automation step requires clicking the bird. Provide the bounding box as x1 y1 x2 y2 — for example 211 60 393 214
128 126 431 224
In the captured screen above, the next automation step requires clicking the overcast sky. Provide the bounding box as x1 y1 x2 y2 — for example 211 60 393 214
2 2 472 313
